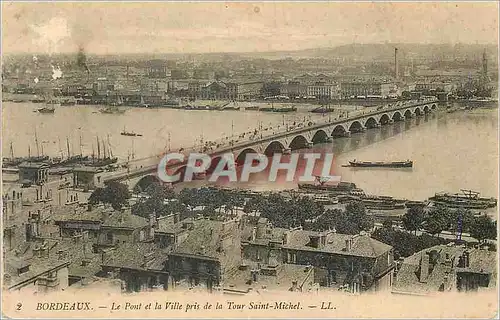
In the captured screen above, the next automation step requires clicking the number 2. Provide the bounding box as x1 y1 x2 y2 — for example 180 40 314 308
16 303 22 311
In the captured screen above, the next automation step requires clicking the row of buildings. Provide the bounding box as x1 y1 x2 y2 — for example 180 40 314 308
3 164 496 296
5 56 459 103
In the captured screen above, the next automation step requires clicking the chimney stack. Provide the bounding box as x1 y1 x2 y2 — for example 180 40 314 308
394 47 399 80
345 238 352 252
419 253 430 283
283 231 289 245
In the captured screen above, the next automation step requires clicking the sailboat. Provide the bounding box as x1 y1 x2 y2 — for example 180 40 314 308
57 137 89 166
84 135 118 167
2 142 25 167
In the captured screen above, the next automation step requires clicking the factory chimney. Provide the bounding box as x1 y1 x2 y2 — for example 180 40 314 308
394 47 399 80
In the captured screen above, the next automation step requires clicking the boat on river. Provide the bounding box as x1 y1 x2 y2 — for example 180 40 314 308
298 176 358 194
429 189 497 208
348 159 413 168
261 106 297 113
100 106 125 114
37 106 55 114
310 106 334 114
121 130 142 137
60 99 76 106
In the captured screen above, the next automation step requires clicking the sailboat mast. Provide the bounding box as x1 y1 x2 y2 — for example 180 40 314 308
28 145 31 158
79 133 83 156
34 129 40 157
66 137 71 158
10 142 14 159
131 138 135 159
96 136 101 160
102 138 107 159
107 134 113 158
58 137 63 158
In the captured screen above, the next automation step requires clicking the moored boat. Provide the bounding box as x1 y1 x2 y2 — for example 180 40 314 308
121 131 142 137
37 106 55 113
298 177 358 194
429 189 497 208
348 159 413 168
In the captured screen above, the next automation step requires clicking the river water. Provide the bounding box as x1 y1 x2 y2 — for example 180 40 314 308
2 101 498 204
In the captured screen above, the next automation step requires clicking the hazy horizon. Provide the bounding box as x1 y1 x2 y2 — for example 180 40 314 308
2 2 499 55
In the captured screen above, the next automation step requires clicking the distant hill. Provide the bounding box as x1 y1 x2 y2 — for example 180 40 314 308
237 43 498 62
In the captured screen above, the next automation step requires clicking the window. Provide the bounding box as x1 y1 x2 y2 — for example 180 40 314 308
106 232 113 242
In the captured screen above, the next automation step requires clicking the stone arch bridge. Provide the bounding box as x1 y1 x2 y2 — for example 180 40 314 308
97 100 438 193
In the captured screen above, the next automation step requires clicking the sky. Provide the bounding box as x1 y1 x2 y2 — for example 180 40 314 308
2 2 499 55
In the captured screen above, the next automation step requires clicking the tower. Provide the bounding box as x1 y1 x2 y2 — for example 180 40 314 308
394 48 399 80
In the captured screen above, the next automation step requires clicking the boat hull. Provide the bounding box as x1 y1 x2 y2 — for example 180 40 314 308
348 161 413 168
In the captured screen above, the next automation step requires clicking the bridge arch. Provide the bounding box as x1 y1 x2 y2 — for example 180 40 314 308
289 135 310 151
264 141 285 156
311 130 329 144
379 114 391 125
404 109 412 118
364 117 378 129
235 148 259 165
423 105 430 113
413 107 422 115
348 121 364 133
331 124 348 137
392 111 403 121
431 104 437 110
133 175 160 194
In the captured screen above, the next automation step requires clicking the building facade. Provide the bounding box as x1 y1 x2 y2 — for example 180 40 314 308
340 81 395 98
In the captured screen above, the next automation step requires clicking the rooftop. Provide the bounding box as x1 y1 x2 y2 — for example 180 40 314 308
224 262 315 293
4 250 70 290
171 218 239 260
282 229 393 258
393 244 497 295
101 242 167 271
52 205 149 230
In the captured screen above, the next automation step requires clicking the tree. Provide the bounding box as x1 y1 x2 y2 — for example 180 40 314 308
331 201 373 235
382 217 394 230
402 206 426 234
425 207 450 237
469 214 497 243
89 182 131 210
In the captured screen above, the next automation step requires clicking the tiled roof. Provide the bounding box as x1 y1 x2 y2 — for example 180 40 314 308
102 212 149 229
156 217 188 235
4 250 70 290
51 239 102 278
283 229 392 258
224 263 314 292
171 219 237 259
52 205 149 230
393 244 497 294
101 242 167 271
